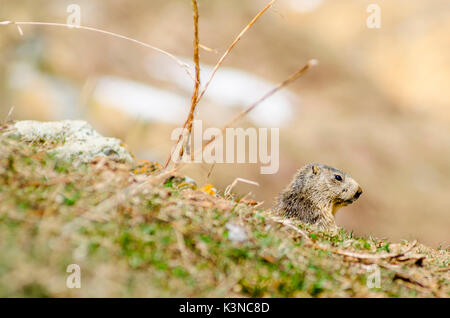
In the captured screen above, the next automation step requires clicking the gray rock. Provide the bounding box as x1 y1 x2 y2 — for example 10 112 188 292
4 120 134 164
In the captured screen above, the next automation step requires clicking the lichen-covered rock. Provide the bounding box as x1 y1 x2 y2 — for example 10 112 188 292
3 120 134 164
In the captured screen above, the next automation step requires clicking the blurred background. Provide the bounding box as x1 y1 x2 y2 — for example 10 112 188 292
0 0 449 247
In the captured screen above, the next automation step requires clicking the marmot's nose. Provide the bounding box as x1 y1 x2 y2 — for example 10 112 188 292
354 186 363 199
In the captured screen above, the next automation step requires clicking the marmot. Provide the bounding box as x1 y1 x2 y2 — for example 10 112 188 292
275 163 362 231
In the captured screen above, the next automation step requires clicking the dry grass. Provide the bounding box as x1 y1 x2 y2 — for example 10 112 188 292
1 1 448 298
165 0 278 169
195 0 277 104
164 0 201 168
164 1 317 174
0 130 448 297
0 20 193 80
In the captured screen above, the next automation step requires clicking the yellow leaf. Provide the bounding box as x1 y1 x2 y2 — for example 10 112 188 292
200 184 217 196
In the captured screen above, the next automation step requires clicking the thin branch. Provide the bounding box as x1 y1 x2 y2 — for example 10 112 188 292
269 216 313 242
224 177 259 198
270 216 420 261
184 0 201 154
164 0 201 168
271 218 444 296
169 59 316 172
0 20 194 80
328 240 418 260
199 43 218 53
201 59 318 152
164 0 277 169
226 59 317 130
3 106 15 124
196 0 276 104
380 262 444 297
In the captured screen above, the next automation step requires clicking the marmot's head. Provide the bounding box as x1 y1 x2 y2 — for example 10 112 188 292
294 163 362 215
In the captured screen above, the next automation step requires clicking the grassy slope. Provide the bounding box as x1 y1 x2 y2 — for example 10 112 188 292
0 130 448 297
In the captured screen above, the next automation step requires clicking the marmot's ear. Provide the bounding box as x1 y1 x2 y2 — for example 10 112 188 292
311 165 320 175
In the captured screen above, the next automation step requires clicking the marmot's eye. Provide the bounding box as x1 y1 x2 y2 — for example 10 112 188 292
334 174 343 181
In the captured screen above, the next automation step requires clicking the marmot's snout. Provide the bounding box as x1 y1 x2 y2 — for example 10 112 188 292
275 163 363 231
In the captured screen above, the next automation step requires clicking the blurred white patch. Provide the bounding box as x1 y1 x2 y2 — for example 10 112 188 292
225 222 248 243
73 241 88 262
147 55 298 127
286 0 323 13
92 76 188 124
8 61 79 119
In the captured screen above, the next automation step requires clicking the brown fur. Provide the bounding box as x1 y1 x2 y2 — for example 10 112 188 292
275 163 362 231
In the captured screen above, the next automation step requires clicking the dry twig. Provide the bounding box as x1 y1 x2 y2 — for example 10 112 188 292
0 20 193 80
196 0 276 104
3 106 15 124
164 0 277 169
224 178 259 197
327 241 418 261
270 216 420 261
165 0 201 168
169 59 317 173
200 59 318 154
270 217 446 295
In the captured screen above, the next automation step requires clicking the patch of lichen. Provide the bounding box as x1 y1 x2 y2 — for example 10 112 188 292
0 133 448 297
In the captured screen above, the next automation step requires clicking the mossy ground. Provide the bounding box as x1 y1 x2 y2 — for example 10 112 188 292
0 127 448 297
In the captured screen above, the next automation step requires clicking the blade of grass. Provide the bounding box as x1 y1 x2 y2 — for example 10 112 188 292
0 20 194 80
201 59 318 152
196 0 276 104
